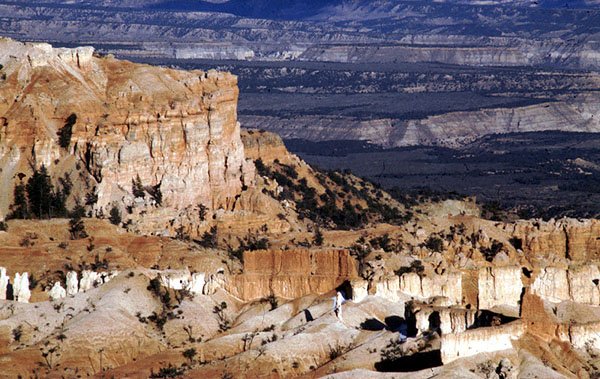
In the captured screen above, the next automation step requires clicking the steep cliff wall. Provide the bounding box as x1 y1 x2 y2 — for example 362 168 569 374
441 322 525 364
503 219 600 261
478 266 523 312
532 265 600 306
399 272 463 305
225 249 359 301
0 38 252 218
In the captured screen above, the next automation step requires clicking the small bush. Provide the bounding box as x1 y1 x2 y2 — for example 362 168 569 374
132 175 145 198
69 215 88 240
198 226 218 248
395 260 425 277
328 343 349 361
213 301 230 332
12 325 22 342
424 235 444 253
149 364 184 378
109 206 122 225
182 347 197 364
313 227 324 246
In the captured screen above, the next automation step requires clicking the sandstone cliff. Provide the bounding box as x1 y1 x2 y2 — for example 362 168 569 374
226 249 358 301
0 38 252 221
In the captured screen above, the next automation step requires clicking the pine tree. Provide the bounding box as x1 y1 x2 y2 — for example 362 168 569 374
26 165 54 219
9 182 29 219
109 206 122 226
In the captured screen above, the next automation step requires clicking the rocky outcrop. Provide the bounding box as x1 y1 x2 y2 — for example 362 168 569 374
241 129 290 163
503 218 600 261
532 264 600 305
49 282 67 301
563 321 600 352
0 38 252 226
441 321 525 364
158 269 222 295
79 270 118 292
226 249 358 301
478 266 522 312
412 304 477 335
12 272 30 303
0 267 7 300
66 271 79 297
399 272 463 305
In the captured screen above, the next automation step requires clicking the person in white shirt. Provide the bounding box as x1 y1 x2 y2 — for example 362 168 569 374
333 291 345 321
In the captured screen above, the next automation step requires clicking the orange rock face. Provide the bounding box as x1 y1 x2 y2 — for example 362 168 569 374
0 38 252 217
226 249 359 300
504 219 600 260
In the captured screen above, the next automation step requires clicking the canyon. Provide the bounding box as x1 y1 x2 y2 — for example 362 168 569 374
2 0 600 223
1 38 600 378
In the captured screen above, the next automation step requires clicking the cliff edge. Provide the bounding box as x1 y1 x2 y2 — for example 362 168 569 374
0 38 253 220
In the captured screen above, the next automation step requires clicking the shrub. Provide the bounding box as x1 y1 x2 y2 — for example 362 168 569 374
328 343 349 361
262 294 278 311
313 227 324 246
198 204 208 221
12 325 22 342
395 260 425 277
149 364 184 378
69 208 88 240
132 174 145 198
85 191 98 206
213 301 230 332
481 240 504 262
424 235 444 253
182 348 197 364
109 206 122 225
149 183 162 205
198 226 218 248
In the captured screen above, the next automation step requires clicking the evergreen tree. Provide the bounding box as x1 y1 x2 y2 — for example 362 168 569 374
9 182 29 219
26 165 54 219
109 206 122 226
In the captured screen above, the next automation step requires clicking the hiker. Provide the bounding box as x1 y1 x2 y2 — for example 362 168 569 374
333 291 345 321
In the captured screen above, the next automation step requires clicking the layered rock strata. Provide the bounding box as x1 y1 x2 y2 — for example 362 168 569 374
441 321 525 363
503 218 600 261
226 249 359 301
478 266 523 311
0 38 252 219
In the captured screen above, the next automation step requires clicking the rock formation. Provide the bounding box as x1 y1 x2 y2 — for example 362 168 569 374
66 271 78 297
12 272 31 303
48 282 67 301
502 218 600 261
478 266 522 312
226 249 358 301
0 38 253 233
441 322 525 364
399 271 463 305
0 267 7 300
